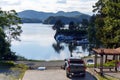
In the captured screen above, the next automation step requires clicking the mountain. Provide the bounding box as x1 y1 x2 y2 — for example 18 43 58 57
18 10 53 21
18 10 90 23
21 18 42 23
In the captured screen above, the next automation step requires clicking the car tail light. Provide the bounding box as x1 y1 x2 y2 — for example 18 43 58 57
67 66 70 72
84 66 86 70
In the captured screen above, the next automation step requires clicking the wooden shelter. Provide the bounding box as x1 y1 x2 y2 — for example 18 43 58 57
93 48 120 75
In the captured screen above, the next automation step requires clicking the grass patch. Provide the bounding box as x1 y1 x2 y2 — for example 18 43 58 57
86 64 94 68
11 63 28 80
0 61 28 80
96 73 119 80
87 60 116 68
27 59 46 62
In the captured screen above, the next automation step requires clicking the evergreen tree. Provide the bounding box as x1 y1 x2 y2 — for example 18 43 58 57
81 19 89 29
52 20 64 31
68 21 76 30
88 15 98 47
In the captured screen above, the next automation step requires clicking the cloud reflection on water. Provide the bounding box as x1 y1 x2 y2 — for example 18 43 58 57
11 23 89 60
11 23 70 60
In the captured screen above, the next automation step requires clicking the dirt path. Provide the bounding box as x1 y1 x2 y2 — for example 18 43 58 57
22 69 96 80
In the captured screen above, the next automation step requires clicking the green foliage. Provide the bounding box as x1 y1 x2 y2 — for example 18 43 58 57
103 60 116 67
52 20 64 31
81 19 89 28
93 0 120 48
0 8 22 60
0 27 12 60
0 61 15 67
15 63 28 70
10 63 28 80
0 8 22 42
16 55 27 61
88 15 102 48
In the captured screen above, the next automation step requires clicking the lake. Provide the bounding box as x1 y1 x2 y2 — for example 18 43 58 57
11 23 89 60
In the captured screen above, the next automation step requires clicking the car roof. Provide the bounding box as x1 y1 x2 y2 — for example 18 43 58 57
66 57 82 60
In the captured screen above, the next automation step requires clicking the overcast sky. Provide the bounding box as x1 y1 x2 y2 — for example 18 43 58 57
0 0 98 15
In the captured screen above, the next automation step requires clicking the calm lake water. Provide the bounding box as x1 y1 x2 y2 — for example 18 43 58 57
11 23 89 60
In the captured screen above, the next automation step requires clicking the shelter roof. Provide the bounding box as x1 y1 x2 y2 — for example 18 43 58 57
93 48 120 55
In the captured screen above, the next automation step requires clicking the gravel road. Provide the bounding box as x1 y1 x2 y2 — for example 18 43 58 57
22 69 96 80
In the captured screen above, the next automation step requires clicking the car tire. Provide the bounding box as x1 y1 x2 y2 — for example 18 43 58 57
66 73 70 78
81 74 85 77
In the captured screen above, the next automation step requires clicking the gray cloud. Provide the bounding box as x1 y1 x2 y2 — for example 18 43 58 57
80 0 97 2
0 0 97 15
57 0 67 4
0 0 21 6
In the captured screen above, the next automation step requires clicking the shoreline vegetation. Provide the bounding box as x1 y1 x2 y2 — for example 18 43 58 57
0 61 28 80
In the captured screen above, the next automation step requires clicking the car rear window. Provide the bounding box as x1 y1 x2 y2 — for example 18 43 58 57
70 60 84 64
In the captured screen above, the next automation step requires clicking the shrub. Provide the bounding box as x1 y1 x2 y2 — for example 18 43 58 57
0 61 15 67
103 60 116 67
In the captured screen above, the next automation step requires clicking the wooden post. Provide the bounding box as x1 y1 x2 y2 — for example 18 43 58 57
105 55 108 63
113 55 115 60
100 55 103 76
115 55 118 72
119 55 120 61
94 53 97 68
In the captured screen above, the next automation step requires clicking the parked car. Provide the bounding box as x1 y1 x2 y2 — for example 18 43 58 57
37 67 46 70
87 59 94 65
64 57 86 77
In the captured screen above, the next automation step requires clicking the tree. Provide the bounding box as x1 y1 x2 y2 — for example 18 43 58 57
0 8 22 60
0 27 13 60
81 19 89 29
0 8 22 43
101 0 120 48
68 21 76 30
52 20 64 31
88 16 97 47
93 0 120 48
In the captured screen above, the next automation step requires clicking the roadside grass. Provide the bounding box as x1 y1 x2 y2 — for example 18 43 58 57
96 73 119 80
87 61 119 80
27 59 46 62
11 63 28 80
0 61 28 80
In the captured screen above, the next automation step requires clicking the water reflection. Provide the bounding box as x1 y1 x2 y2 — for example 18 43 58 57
11 23 89 60
53 32 89 57
52 42 64 53
68 43 77 57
